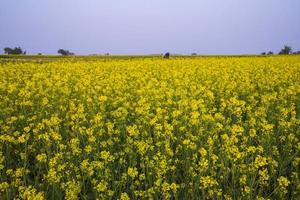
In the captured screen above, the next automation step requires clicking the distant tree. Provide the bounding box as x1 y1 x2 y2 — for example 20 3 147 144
4 47 13 54
12 47 23 55
267 51 274 55
58 49 67 56
261 52 266 55
279 45 292 55
4 47 25 55
163 52 170 59
38 53 42 55
58 49 74 56
191 53 197 56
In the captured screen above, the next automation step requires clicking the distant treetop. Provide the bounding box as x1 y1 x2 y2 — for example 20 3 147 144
58 49 75 56
4 47 26 55
279 45 292 55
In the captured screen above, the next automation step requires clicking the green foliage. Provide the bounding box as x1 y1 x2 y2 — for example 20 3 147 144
57 49 75 56
3 47 25 55
279 45 292 55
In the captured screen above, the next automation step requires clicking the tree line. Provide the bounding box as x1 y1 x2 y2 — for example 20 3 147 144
261 45 300 55
4 47 26 55
2 47 75 56
2 45 300 56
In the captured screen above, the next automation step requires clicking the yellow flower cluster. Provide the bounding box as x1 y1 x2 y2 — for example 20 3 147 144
0 55 300 199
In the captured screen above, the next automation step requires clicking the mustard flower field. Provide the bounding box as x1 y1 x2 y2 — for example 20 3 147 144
0 56 300 199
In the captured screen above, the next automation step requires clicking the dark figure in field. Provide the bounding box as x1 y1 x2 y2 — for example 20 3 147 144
163 52 170 59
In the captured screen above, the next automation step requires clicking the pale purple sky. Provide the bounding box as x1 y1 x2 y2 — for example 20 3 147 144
1 0 299 55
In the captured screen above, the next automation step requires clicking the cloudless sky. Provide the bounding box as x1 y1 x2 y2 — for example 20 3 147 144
0 0 299 55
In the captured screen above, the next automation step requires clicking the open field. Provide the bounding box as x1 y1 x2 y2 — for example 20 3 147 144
0 55 300 199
